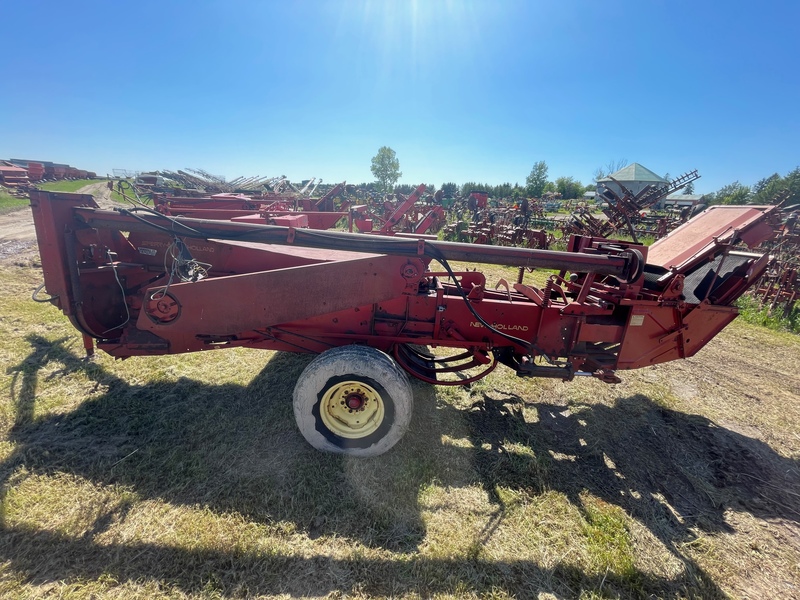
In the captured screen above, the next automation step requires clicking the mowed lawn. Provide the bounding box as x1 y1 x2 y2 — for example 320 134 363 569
1 262 799 599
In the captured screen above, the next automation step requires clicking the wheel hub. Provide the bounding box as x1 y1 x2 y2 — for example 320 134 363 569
346 393 365 410
320 380 384 439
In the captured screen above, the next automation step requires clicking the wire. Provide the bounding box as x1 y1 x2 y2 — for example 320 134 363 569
149 237 212 301
103 250 130 334
32 282 58 303
117 207 207 238
422 244 556 363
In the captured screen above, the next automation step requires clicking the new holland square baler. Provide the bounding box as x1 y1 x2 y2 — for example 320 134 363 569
29 191 779 455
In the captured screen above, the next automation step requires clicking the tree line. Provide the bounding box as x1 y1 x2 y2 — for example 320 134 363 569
369 149 594 200
369 147 799 206
706 167 800 206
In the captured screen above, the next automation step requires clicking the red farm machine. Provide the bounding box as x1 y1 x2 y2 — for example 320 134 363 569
29 190 780 456
149 182 353 231
350 184 446 236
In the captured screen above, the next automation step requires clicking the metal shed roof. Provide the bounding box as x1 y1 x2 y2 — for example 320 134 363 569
597 163 668 184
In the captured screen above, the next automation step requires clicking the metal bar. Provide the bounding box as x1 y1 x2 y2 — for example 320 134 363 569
74 208 640 279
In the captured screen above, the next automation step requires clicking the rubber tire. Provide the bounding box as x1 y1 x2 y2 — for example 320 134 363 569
293 345 413 457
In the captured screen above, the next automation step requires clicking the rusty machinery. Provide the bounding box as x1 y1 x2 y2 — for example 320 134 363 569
752 193 800 317
29 190 779 456
568 171 702 242
350 184 446 236
443 199 553 250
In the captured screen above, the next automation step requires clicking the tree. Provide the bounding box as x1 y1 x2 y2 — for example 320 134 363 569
714 181 751 205
754 173 780 194
555 176 585 199
370 146 402 193
683 181 695 194
494 182 514 198
440 182 458 197
593 158 628 182
752 172 785 204
751 167 800 204
460 182 491 196
525 161 549 198
785 166 800 202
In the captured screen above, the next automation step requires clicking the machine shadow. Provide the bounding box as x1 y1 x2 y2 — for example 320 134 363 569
452 388 800 552
0 522 727 599
2 335 795 597
2 335 430 552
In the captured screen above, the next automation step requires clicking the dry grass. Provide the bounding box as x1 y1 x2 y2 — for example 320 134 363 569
1 261 799 599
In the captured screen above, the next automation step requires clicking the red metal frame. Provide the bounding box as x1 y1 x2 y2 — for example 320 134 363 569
29 191 779 385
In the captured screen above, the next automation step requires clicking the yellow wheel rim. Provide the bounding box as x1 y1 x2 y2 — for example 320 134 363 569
320 380 385 439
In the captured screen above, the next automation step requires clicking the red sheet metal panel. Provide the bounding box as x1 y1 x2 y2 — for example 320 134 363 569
647 206 772 270
137 255 424 336
270 214 308 228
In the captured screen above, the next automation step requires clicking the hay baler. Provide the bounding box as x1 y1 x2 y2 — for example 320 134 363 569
29 191 778 455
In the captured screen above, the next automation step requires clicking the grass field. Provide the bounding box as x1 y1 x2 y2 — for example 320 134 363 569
36 179 104 193
0 188 28 213
2 179 112 215
1 261 799 599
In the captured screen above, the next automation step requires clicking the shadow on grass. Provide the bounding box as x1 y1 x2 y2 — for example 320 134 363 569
3 335 430 553
0 523 722 598
2 334 797 597
459 390 800 534
451 389 800 598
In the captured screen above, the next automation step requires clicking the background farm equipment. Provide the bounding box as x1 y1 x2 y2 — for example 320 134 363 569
145 182 444 235
443 205 555 250
567 171 702 242
143 182 355 231
750 200 800 317
350 184 447 236
29 190 780 456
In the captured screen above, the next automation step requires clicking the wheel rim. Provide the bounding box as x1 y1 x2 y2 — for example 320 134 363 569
319 380 385 439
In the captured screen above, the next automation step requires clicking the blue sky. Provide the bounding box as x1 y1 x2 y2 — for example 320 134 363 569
1 0 798 194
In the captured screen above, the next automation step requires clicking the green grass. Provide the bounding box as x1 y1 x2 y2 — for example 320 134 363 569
736 294 800 334
37 179 103 193
110 180 148 204
0 187 28 213
1 180 114 214
1 263 799 598
34 178 147 206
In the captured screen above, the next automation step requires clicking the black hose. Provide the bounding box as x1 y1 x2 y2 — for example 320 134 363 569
422 243 553 360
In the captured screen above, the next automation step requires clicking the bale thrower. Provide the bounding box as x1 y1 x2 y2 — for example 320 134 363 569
29 190 779 455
